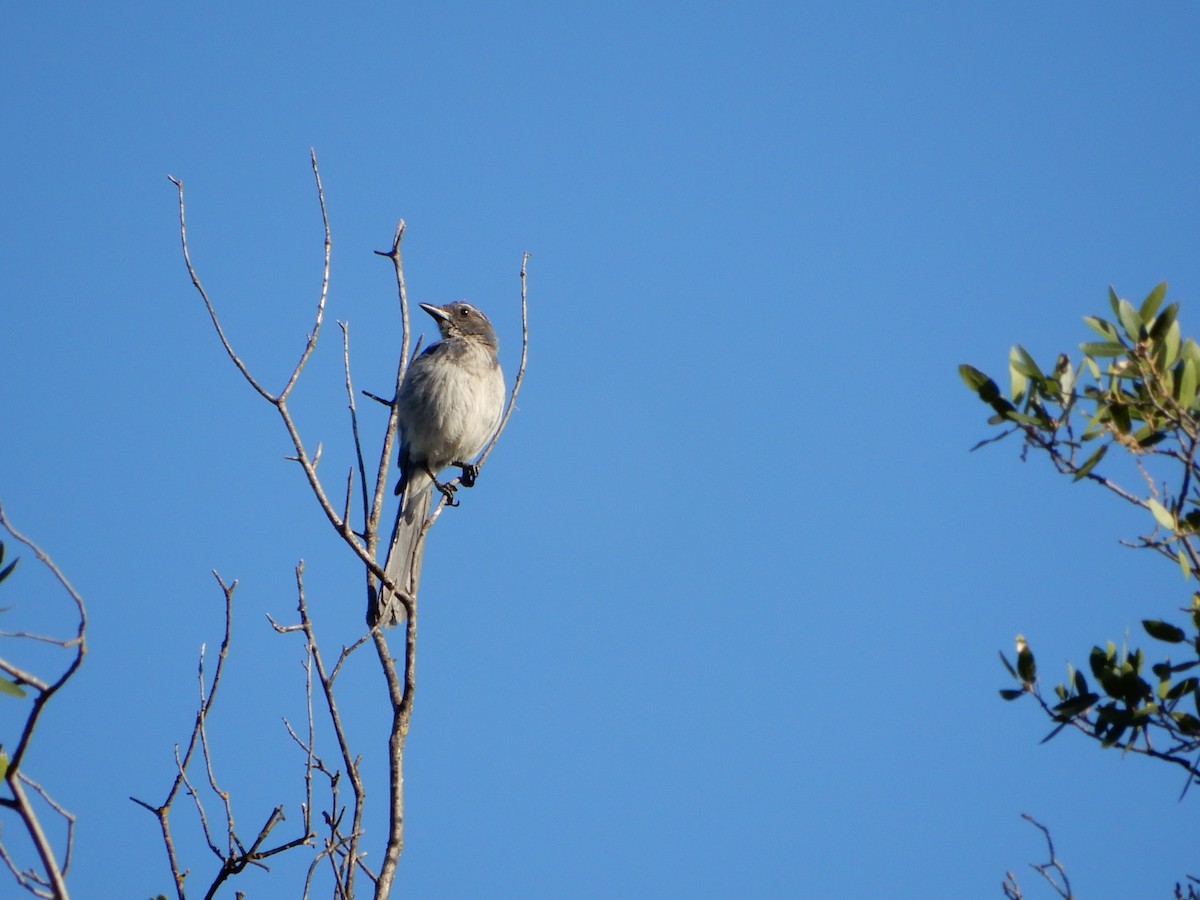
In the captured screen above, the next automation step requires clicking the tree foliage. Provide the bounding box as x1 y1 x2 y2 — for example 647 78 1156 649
962 283 1200 789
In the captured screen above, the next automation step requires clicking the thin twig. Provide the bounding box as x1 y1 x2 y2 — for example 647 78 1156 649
339 321 372 529
167 175 272 401
367 220 411 566
196 643 238 857
279 149 331 400
286 562 367 897
477 251 531 471
1021 813 1074 899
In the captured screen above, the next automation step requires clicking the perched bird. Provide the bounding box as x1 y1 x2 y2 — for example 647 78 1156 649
371 301 506 627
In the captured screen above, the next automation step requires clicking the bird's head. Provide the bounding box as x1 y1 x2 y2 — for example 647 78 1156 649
420 301 498 348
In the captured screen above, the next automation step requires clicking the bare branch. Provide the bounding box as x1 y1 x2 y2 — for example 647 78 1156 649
367 220 411 559
279 149 331 400
339 321 371 528
196 644 238 858
136 574 317 898
169 161 533 895
1021 814 1074 899
0 658 49 694
0 505 88 900
277 562 368 897
171 160 389 585
167 175 273 402
17 776 75 878
477 251 531 471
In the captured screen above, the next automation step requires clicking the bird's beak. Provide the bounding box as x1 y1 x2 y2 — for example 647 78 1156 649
419 303 450 323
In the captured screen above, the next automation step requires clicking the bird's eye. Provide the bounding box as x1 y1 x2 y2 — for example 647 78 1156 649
459 308 471 317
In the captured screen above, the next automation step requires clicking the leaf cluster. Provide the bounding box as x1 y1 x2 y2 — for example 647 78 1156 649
961 282 1200 567
999 608 1200 772
964 284 1200 788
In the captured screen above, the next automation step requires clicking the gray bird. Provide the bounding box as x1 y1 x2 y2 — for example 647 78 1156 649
371 300 506 628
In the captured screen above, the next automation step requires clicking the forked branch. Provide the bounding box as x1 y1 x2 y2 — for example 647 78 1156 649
169 157 531 898
0 506 87 900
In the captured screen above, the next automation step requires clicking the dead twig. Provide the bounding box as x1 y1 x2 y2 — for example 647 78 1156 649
131 575 313 899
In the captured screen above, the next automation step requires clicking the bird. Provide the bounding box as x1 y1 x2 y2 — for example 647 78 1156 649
371 300 506 628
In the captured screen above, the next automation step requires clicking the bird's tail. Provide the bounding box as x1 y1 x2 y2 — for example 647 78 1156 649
370 479 433 628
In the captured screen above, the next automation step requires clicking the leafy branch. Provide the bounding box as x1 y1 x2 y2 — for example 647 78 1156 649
963 284 1200 782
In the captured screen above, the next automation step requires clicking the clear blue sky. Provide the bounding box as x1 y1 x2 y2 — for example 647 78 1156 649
3 2 1200 897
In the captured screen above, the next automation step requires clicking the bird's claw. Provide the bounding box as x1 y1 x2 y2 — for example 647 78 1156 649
435 480 460 507
454 461 480 488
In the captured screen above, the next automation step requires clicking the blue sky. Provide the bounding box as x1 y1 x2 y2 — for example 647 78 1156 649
3 2 1200 897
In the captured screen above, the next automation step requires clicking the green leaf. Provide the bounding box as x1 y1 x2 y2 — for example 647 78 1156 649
1073 445 1107 481
1109 403 1132 434
1003 410 1043 427
999 688 1025 701
1100 720 1129 747
1173 712 1200 735
1154 322 1181 372
1080 341 1128 358
1151 301 1180 337
1134 426 1167 448
1013 345 1046 380
1083 315 1119 340
1185 337 1200 370
0 558 16 585
1073 668 1089 697
1166 321 1183 367
1109 285 1122 318
998 651 1018 679
1091 644 1116 679
1167 677 1198 701
1140 281 1168 322
958 364 989 392
0 679 25 699
1116 298 1144 341
1181 546 1191 580
1143 619 1186 643
1009 348 1029 402
1040 722 1070 744
1053 355 1076 398
1053 693 1099 718
1147 498 1177 531
1180 358 1198 407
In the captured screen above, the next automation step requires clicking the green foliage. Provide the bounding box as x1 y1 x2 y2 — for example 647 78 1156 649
997 614 1200 755
965 284 1200 785
0 540 17 586
0 679 25 700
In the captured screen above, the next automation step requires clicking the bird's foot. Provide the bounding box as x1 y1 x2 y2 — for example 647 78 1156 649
434 478 460 507
421 464 461 507
453 461 480 488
